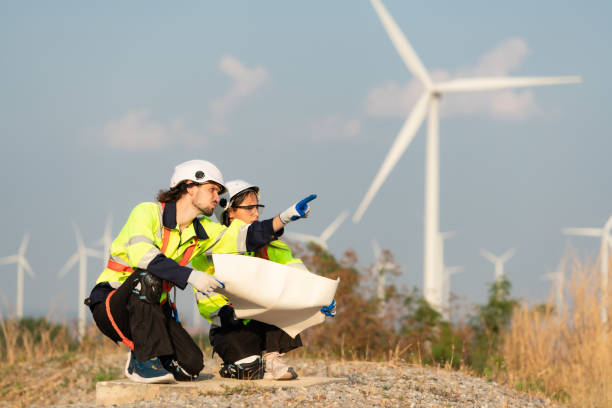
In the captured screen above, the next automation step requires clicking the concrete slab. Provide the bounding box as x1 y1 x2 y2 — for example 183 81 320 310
96 374 347 406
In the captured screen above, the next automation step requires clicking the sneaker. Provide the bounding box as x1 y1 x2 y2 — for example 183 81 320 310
160 356 199 381
263 351 298 380
219 355 264 380
124 351 175 384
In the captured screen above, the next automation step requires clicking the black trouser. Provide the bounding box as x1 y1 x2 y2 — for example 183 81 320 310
91 272 203 376
209 319 302 364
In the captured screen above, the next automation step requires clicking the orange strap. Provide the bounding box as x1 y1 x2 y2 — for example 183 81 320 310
106 289 134 350
107 259 134 273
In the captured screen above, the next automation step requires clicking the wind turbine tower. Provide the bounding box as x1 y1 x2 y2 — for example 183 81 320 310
563 215 612 324
59 223 103 340
285 211 348 250
480 248 516 283
352 0 581 311
0 233 35 318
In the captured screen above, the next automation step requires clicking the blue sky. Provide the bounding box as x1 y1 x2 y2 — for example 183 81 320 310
0 1 610 323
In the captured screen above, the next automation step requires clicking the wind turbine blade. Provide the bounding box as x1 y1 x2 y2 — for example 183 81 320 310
500 248 516 263
319 211 349 243
435 76 581 93
72 221 85 250
563 227 602 237
353 92 430 223
480 249 498 263
440 231 456 240
58 253 79 278
18 233 30 256
370 0 432 89
0 255 19 265
21 257 35 278
446 266 463 275
284 231 320 244
86 248 104 259
96 213 113 246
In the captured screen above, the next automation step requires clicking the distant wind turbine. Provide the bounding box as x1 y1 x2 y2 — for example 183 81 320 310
59 222 103 340
442 266 463 321
371 239 401 316
437 232 461 319
563 215 612 324
95 213 113 268
480 248 516 283
542 261 565 314
353 0 581 311
285 211 348 250
0 233 35 318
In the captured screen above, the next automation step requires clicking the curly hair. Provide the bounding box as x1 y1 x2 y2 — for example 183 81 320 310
156 180 196 203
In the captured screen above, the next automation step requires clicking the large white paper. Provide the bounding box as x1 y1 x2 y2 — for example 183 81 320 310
211 254 339 338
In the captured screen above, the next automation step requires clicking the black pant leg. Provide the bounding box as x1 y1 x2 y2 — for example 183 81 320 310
90 273 140 343
209 320 302 363
250 320 302 354
209 323 265 364
165 319 204 376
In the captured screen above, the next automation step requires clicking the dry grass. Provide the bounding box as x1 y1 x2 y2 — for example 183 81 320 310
500 255 612 407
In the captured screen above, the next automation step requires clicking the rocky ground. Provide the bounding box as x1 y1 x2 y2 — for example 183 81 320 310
1 350 559 408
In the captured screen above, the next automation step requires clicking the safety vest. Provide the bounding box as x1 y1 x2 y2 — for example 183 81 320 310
195 222 306 322
96 201 250 300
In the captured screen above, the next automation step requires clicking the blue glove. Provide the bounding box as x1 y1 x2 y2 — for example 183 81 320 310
280 194 317 224
321 299 336 317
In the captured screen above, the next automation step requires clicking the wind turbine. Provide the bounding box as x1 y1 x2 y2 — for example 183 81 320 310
437 232 462 319
0 233 35 318
95 213 113 268
563 215 612 324
371 239 401 316
542 261 565 314
480 248 516 283
285 211 348 250
442 266 463 321
59 222 103 340
352 0 581 310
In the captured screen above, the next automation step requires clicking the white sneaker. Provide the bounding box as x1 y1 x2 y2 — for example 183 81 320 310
263 351 298 380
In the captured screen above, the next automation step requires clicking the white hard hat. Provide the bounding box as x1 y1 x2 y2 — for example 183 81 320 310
214 179 259 223
170 160 226 193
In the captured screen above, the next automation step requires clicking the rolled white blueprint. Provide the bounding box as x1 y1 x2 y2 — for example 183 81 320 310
211 254 339 338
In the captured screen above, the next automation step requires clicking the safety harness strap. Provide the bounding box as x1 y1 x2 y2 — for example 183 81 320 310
105 289 135 350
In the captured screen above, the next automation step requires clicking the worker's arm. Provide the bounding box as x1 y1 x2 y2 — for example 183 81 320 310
245 194 317 250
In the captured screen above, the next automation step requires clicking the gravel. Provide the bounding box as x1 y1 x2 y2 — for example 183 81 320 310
38 354 559 408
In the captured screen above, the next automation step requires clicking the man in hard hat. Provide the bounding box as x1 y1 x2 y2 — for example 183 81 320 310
85 160 317 384
196 180 333 380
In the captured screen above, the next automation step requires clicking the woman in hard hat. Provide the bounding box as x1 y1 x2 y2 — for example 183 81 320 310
86 160 317 384
197 180 310 380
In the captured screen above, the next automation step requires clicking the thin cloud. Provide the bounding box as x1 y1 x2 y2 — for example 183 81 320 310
208 55 269 134
365 38 540 120
98 109 203 151
311 115 362 141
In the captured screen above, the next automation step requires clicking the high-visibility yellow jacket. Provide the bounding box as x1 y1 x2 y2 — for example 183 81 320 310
195 218 306 323
88 201 279 307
